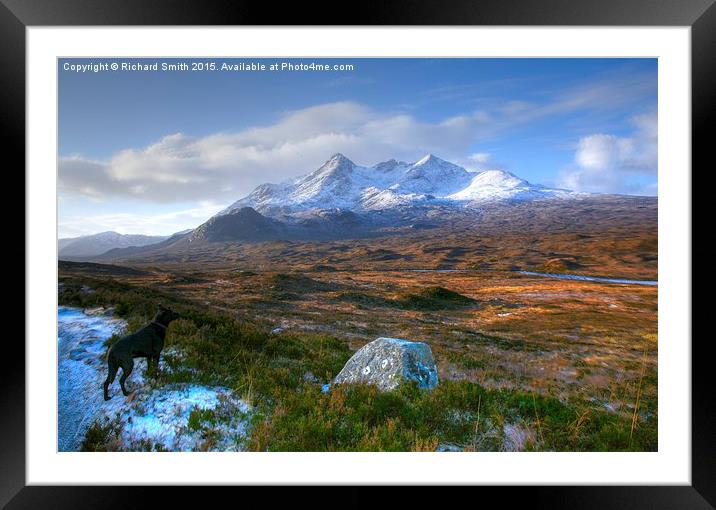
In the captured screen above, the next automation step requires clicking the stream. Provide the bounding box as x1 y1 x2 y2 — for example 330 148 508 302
517 271 658 286
404 268 657 286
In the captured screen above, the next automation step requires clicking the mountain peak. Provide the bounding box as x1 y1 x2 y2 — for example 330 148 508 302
474 169 527 185
414 153 445 166
315 153 356 176
327 152 354 165
190 206 285 243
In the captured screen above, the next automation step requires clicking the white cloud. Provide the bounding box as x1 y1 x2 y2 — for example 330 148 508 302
58 201 226 237
455 152 494 172
558 112 657 195
59 102 498 204
468 152 491 164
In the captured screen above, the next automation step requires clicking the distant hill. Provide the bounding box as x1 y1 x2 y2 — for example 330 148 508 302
188 207 287 243
58 231 168 258
92 229 192 260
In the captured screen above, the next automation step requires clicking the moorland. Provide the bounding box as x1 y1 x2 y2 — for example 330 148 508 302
59 195 658 452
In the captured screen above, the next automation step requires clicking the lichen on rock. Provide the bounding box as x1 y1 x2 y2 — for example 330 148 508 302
333 337 439 391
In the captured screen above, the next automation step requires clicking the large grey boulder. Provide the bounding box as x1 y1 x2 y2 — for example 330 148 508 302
333 337 439 391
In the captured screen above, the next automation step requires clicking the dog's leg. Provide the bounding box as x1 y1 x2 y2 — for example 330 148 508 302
103 357 119 401
147 354 159 378
119 358 134 397
147 355 159 378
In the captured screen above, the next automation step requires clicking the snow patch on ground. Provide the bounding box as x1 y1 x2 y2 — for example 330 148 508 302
58 306 126 451
58 306 251 452
97 384 251 451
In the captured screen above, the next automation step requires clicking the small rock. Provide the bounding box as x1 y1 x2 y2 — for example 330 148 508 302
333 337 439 391
271 327 284 334
436 442 464 452
302 371 319 383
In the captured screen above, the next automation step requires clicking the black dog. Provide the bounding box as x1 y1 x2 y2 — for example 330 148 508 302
103 305 180 400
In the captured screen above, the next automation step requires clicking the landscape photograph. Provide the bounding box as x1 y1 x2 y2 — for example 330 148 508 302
57 57 658 452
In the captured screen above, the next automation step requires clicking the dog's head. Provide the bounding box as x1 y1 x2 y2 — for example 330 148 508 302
154 305 180 325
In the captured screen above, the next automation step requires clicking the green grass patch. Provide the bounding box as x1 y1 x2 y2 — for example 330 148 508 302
397 286 476 311
80 421 120 452
188 407 218 431
446 350 487 370
248 380 656 452
336 291 394 309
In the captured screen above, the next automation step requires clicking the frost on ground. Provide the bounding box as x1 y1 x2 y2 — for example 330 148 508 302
97 384 251 451
58 306 252 452
502 422 537 452
58 306 126 451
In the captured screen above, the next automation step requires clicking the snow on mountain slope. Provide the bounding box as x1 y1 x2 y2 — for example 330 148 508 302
220 153 577 217
448 169 572 202
288 153 363 208
395 154 473 195
360 187 433 210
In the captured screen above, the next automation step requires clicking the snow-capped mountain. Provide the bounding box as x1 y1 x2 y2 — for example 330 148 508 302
220 153 575 217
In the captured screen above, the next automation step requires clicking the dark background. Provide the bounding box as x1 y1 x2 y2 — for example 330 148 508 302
2 0 709 507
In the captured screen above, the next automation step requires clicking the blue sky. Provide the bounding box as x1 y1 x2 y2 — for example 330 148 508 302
58 58 657 237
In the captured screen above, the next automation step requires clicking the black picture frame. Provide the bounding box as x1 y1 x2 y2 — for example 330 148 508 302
4 0 708 506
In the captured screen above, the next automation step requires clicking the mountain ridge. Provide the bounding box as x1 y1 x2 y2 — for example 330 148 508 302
77 153 658 261
220 153 578 217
